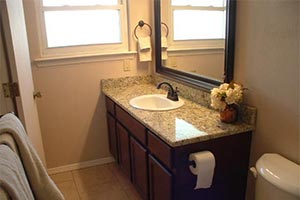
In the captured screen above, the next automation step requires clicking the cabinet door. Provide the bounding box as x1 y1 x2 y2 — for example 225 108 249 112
130 137 148 199
117 122 131 179
107 113 118 161
149 155 172 200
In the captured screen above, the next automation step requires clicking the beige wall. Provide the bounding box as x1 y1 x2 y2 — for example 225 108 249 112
234 0 299 199
23 2 299 199
23 0 153 168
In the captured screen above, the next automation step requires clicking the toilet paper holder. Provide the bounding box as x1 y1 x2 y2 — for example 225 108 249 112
189 151 216 189
189 160 196 168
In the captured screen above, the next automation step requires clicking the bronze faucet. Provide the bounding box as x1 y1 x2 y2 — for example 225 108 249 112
156 82 179 101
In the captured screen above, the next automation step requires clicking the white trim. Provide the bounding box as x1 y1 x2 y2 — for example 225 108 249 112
172 5 226 11
168 39 225 51
168 47 224 56
37 0 129 57
34 51 137 67
43 5 122 11
47 156 115 175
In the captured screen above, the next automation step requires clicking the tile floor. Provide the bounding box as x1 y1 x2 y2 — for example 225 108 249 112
50 162 143 200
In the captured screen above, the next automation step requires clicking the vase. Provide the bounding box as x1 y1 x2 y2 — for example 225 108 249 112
220 104 238 123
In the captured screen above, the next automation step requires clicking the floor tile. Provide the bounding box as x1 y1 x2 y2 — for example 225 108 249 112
55 180 81 200
124 186 144 200
78 186 129 200
108 163 133 190
50 171 73 183
49 163 143 200
72 164 129 200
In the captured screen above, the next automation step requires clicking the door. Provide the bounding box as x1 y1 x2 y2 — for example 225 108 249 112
0 23 16 115
0 0 46 164
107 113 118 161
116 122 131 179
149 155 172 200
130 137 148 199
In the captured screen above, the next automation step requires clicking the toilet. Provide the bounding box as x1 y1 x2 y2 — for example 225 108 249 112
251 153 300 200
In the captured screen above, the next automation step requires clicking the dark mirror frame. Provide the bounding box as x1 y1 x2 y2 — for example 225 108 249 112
154 0 236 91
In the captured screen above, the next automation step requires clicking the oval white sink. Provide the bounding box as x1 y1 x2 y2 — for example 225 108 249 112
129 94 184 111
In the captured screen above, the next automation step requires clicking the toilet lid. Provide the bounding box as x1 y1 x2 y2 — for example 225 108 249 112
256 153 300 197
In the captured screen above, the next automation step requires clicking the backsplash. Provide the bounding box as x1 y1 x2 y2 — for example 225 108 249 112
101 75 153 90
153 75 212 107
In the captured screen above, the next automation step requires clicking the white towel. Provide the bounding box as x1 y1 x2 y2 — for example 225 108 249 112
0 145 35 200
161 36 168 49
0 133 19 156
0 113 65 200
138 36 152 62
162 51 168 60
161 36 168 60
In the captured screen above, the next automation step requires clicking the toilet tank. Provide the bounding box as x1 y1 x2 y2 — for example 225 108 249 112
255 153 300 200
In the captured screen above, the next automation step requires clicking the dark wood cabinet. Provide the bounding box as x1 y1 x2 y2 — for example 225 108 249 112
107 113 118 162
116 122 131 179
116 105 146 145
149 155 172 200
148 131 172 169
130 137 148 199
105 96 252 200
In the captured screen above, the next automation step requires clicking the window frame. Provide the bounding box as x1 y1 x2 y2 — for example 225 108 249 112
167 0 226 51
38 0 129 58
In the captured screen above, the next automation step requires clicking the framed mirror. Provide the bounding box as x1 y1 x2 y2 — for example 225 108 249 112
154 0 236 90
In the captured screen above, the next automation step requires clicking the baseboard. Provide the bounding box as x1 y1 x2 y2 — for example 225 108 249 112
47 156 115 175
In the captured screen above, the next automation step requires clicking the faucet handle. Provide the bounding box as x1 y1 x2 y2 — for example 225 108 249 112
167 87 179 101
174 87 179 94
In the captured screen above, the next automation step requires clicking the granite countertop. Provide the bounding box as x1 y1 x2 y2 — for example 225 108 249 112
102 77 255 147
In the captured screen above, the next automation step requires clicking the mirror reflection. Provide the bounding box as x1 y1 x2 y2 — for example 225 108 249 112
160 0 227 81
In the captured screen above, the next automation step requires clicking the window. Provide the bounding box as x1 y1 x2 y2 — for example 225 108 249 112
39 0 128 57
171 0 226 41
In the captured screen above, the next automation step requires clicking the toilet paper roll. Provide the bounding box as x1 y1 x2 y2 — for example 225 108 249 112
189 151 215 189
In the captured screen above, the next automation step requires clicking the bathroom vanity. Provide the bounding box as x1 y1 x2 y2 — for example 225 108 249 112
102 77 256 200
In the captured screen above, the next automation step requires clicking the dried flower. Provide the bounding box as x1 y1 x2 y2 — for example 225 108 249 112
210 82 243 111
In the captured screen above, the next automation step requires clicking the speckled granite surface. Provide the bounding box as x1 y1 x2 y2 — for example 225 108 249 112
102 76 256 147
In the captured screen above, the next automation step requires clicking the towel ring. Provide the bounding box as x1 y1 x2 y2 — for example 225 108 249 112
134 20 152 40
161 22 169 37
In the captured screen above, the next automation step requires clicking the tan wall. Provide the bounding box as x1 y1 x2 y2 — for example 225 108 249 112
23 0 153 168
23 4 300 200
234 0 299 199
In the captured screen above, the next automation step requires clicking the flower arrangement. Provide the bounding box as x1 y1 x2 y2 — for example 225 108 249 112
210 82 243 111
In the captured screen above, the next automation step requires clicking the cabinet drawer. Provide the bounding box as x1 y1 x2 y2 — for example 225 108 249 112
116 105 146 145
148 131 172 169
105 96 115 115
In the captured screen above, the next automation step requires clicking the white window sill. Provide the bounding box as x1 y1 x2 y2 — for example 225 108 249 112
167 47 224 56
34 51 137 67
